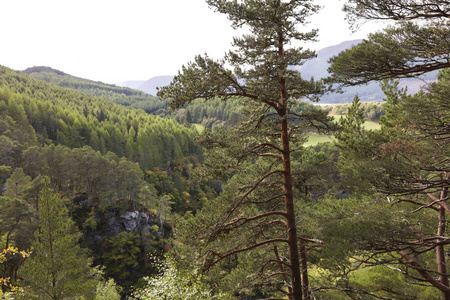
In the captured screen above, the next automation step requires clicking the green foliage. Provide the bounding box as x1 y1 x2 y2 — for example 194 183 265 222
306 195 442 299
23 66 168 114
96 227 169 296
19 180 100 299
23 144 156 212
95 278 122 300
347 264 440 299
329 68 450 297
100 232 142 285
131 259 232 300
158 1 337 299
330 1 449 84
1 3 446 298
0 65 202 170
0 64 223 296
171 97 244 128
0 168 41 289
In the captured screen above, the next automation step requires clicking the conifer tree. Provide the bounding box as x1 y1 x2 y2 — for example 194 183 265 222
330 70 450 299
19 179 100 299
158 1 333 299
329 0 450 84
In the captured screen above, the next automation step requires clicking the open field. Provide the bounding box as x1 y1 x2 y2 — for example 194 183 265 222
193 116 380 147
305 115 381 146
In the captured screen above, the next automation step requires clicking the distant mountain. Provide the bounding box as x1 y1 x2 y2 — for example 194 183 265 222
118 76 174 96
297 39 363 80
120 39 438 104
116 80 146 90
294 40 438 103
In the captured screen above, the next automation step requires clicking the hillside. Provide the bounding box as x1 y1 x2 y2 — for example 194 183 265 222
23 66 169 114
20 66 245 128
2 65 201 170
0 64 215 295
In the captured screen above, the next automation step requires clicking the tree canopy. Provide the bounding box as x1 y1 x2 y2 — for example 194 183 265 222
329 0 450 85
158 1 334 299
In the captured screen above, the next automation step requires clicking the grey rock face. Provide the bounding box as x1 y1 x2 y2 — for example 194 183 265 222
119 211 149 232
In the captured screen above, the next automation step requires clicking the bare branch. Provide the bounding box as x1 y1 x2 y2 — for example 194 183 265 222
204 238 290 272
397 250 450 293
221 211 288 230
425 190 450 214
252 142 284 154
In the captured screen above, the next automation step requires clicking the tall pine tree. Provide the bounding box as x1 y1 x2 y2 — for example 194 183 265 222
158 1 333 299
19 179 100 299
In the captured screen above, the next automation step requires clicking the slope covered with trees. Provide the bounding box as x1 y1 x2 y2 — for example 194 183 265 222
1 65 201 170
23 66 169 114
23 66 322 131
0 64 211 297
1 0 448 299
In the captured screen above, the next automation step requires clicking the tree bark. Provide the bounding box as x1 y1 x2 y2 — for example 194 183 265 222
277 8 303 298
300 242 310 300
436 182 450 300
281 116 302 300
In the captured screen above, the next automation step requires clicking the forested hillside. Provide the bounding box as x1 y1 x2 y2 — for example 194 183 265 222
23 66 169 114
23 66 322 130
1 65 201 169
0 64 217 297
1 0 448 299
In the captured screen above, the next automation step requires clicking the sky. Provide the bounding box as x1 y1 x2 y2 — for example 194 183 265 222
0 0 383 84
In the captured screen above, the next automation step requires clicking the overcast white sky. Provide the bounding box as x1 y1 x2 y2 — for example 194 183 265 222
0 0 383 84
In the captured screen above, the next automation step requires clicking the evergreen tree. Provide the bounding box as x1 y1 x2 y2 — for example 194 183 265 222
19 179 100 299
330 70 450 299
94 279 121 300
158 1 333 299
326 4 450 297
329 0 449 84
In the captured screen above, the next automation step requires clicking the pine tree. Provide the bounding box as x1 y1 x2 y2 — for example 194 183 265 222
332 70 450 299
19 179 100 299
329 0 450 84
158 1 333 299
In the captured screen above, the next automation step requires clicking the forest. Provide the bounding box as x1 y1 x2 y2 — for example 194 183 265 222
0 0 449 299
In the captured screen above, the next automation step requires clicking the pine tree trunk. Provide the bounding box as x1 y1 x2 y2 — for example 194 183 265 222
300 242 310 300
281 116 302 300
437 184 450 300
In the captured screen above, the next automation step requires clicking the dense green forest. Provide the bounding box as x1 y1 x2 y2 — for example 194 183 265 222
23 66 169 114
153 0 449 299
1 0 449 299
23 66 242 128
23 66 325 130
0 64 220 297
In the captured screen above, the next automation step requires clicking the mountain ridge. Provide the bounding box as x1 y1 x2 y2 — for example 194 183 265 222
117 39 437 103
20 39 438 104
117 75 174 96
